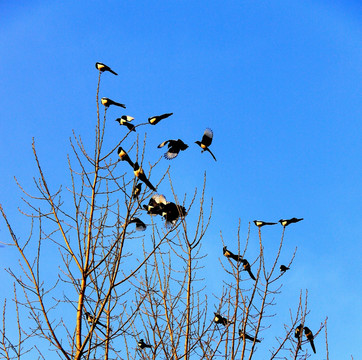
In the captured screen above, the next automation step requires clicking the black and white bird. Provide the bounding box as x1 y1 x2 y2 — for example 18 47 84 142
115 116 136 132
148 113 173 125
132 183 142 199
95 62 118 75
134 162 156 191
138 339 152 349
280 265 290 272
85 311 106 328
162 201 187 227
253 220 277 228
101 97 126 108
195 128 217 161
239 330 261 343
304 327 316 354
223 246 242 262
279 218 303 227
143 194 167 215
157 139 188 160
128 217 147 231
117 147 134 168
295 324 303 350
213 313 229 326
241 259 256 281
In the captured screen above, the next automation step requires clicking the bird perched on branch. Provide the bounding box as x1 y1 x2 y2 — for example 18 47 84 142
162 201 187 227
239 330 261 343
304 327 316 353
128 217 146 231
117 147 134 168
115 116 136 132
280 265 290 272
157 139 188 160
213 313 230 326
133 162 156 191
253 220 277 228
241 259 256 280
132 183 142 199
85 311 106 328
95 62 118 75
101 97 126 108
138 339 152 349
148 112 173 125
295 324 303 350
223 246 242 262
195 128 217 161
279 218 303 227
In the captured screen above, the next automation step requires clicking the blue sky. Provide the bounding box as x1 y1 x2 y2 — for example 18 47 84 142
0 1 361 358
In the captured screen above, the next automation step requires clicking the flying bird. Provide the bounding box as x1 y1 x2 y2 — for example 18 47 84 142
134 162 156 191
117 147 134 168
280 265 290 272
157 139 188 160
253 220 277 228
304 327 316 354
85 311 106 328
148 112 173 125
128 217 146 231
195 128 217 161
279 218 304 227
239 330 261 343
95 62 118 75
241 259 256 280
162 201 187 226
143 194 167 215
101 97 126 108
138 339 152 349
132 183 142 199
295 324 303 350
223 246 242 262
115 116 136 132
213 313 229 326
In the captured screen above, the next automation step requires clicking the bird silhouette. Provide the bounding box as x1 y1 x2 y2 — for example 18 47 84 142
239 330 261 343
138 339 152 349
158 139 188 160
295 324 303 350
213 313 229 326
279 218 303 227
117 147 134 168
95 62 118 75
148 113 173 125
162 202 187 226
143 194 167 215
195 128 217 161
128 217 146 231
223 246 242 262
115 116 136 132
253 220 277 228
304 327 316 354
280 265 290 272
241 259 256 280
133 162 156 191
101 97 126 108
132 183 142 199
85 311 106 328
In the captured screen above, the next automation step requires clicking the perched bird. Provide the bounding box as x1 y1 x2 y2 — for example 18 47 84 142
157 139 188 160
115 116 136 132
239 330 261 343
148 112 173 125
295 324 303 350
128 217 147 231
253 220 277 228
134 162 156 191
241 259 256 280
117 147 134 168
101 97 126 109
213 313 229 326
132 183 142 199
304 327 316 354
143 194 167 215
85 311 106 328
279 218 303 227
280 265 290 272
195 128 217 161
162 201 187 226
95 62 118 75
223 246 242 262
138 339 152 349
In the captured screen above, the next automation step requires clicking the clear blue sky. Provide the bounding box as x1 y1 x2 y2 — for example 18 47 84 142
1 1 361 358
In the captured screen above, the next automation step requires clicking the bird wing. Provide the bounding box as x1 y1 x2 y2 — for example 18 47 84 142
201 128 213 146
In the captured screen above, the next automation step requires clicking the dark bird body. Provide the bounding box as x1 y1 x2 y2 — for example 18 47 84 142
138 339 152 349
304 327 316 354
162 202 187 226
253 220 277 228
101 97 126 108
117 147 134 168
241 259 256 280
133 183 142 199
280 265 290 272
158 139 188 160
223 246 242 262
128 217 146 231
115 116 136 132
279 218 303 227
239 330 261 343
295 324 303 350
134 162 156 191
143 194 167 215
85 311 106 328
95 62 118 75
148 112 173 125
213 313 229 326
195 128 217 161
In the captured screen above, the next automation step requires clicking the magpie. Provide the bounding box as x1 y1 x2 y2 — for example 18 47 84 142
138 339 152 349
148 113 173 125
239 330 261 343
280 265 290 272
241 259 256 280
213 313 229 326
162 201 187 226
133 162 156 191
95 62 118 75
117 147 134 168
253 220 277 228
128 217 146 231
223 246 242 262
304 327 316 354
115 116 136 132
132 183 142 199
295 324 303 350
158 139 188 160
85 311 106 328
143 194 167 215
195 128 217 161
279 218 303 227
101 97 126 108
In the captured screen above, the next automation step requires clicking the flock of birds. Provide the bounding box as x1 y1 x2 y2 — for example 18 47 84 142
91 62 315 354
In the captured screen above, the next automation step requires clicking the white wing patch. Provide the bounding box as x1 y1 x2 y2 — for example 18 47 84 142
204 128 213 139
165 151 178 160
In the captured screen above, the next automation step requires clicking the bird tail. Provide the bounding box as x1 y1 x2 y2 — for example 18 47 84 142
124 156 134 168
109 69 118 75
141 177 156 192
206 148 217 161
247 269 256 281
125 122 136 132
114 101 126 108
310 339 316 353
